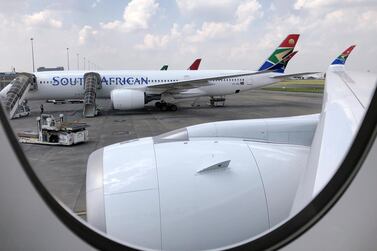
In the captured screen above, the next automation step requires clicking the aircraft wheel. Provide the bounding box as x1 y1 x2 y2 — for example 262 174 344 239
160 103 168 112
169 104 178 112
155 102 161 108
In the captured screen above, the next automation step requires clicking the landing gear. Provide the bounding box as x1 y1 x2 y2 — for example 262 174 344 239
156 101 178 112
160 103 168 112
191 98 201 107
169 104 178 111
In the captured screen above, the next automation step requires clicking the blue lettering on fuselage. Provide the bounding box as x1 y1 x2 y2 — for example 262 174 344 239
101 77 108 85
61 78 69 86
127 77 134 85
141 77 148 85
52 77 59 86
49 76 149 86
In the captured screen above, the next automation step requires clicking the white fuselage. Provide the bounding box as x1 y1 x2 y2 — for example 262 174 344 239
26 70 281 101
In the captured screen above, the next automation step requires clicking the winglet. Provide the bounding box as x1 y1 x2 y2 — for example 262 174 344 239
331 45 356 65
188 58 202 70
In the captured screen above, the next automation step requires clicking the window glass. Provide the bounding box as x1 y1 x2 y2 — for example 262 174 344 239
2 1 375 251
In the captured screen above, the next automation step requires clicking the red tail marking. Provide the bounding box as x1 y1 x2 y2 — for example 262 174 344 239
188 58 202 70
279 34 300 48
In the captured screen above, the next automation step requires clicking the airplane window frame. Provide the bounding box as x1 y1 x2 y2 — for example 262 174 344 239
0 85 377 250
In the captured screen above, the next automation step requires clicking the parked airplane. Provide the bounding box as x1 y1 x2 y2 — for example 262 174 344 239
85 46 369 250
1 34 312 116
160 58 202 71
44 60 203 105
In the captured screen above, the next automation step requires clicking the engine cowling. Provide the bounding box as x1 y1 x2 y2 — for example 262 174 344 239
110 89 146 110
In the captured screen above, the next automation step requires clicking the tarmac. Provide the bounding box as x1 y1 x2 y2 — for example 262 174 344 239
9 89 323 218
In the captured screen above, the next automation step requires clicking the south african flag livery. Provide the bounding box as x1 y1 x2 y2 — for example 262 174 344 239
268 50 298 73
258 34 300 73
331 45 356 65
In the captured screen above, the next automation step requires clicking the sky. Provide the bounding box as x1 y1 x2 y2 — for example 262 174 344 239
0 0 376 73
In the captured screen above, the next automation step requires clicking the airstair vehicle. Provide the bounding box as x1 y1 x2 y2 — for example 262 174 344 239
4 73 36 119
83 72 101 118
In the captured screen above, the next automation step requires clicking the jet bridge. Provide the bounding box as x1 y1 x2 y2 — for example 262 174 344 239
83 72 101 117
5 73 36 119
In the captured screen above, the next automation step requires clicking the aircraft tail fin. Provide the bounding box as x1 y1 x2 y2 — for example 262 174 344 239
268 51 298 73
331 45 356 65
160 65 168 71
258 34 300 73
188 58 202 70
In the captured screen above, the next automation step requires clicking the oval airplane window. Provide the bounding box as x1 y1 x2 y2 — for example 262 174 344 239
1 69 376 250
1 1 377 250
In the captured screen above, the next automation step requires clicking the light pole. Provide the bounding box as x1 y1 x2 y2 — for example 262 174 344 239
66 48 70 71
88 60 90 70
83 56 86 71
30 38 35 72
77 53 79 70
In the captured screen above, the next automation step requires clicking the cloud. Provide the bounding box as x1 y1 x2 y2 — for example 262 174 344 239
294 0 372 10
358 10 377 30
136 23 190 50
189 22 233 42
91 0 101 8
189 0 263 42
78 25 98 45
101 0 159 32
176 0 234 12
136 33 170 50
1 0 376 73
136 0 263 52
255 2 377 72
23 10 63 28
235 0 263 31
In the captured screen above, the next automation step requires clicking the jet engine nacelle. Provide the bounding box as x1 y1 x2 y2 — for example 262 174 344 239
110 89 146 110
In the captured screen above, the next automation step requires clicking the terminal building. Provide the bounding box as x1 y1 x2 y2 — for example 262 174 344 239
0 72 17 90
37 66 64 72
0 66 65 91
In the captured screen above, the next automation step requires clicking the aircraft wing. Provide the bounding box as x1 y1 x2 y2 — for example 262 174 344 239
271 72 320 79
291 65 377 214
146 69 272 91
